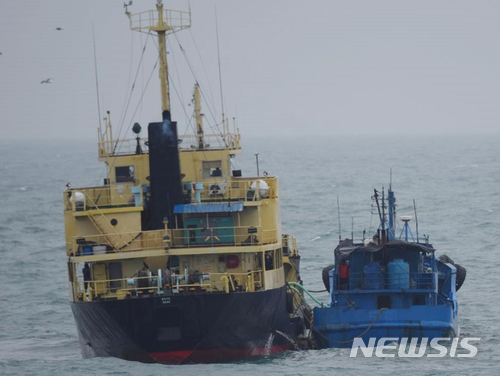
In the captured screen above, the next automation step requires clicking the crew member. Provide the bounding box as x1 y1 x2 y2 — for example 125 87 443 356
339 259 350 290
82 263 91 292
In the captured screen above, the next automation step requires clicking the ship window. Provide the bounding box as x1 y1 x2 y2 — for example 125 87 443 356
275 249 283 268
255 253 262 269
115 166 135 183
202 160 222 179
265 250 274 270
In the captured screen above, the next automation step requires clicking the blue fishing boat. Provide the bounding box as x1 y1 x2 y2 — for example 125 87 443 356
313 185 466 348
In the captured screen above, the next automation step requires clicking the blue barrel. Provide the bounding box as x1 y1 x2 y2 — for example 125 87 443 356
388 259 409 289
82 245 93 256
364 262 383 289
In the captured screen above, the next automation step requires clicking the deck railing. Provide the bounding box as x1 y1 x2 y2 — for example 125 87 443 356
72 229 166 255
186 176 278 203
178 133 241 151
64 185 139 212
128 8 191 33
75 270 263 301
64 176 277 214
72 226 278 255
98 137 149 158
170 226 276 248
335 272 437 292
98 133 240 158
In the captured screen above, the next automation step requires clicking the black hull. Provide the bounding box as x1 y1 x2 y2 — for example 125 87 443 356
70 286 297 364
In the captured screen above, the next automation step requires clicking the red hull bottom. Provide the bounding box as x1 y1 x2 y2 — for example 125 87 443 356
150 345 290 364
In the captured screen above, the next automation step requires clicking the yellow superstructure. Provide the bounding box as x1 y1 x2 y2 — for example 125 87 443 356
64 133 298 300
63 1 301 304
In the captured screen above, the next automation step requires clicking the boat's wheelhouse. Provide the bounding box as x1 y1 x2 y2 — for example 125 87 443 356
328 240 456 311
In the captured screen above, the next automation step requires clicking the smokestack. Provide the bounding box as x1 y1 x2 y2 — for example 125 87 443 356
147 111 184 230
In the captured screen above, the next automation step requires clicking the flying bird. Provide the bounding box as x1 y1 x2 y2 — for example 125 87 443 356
56 27 63 31
41 78 53 84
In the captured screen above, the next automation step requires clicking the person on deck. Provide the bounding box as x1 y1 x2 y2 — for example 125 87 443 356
82 263 91 292
339 259 350 290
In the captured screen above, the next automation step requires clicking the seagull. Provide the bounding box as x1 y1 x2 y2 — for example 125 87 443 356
56 27 63 31
41 78 53 84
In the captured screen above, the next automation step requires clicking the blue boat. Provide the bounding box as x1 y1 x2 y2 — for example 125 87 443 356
313 186 466 348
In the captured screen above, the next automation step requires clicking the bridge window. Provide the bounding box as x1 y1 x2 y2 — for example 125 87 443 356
115 166 135 183
202 160 222 179
265 250 274 270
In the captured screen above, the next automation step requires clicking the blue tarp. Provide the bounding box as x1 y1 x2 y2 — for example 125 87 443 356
174 202 244 214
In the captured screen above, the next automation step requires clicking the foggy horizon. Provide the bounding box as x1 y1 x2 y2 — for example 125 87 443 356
1 0 500 141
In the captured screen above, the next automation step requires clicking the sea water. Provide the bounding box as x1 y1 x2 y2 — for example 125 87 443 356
0 134 498 375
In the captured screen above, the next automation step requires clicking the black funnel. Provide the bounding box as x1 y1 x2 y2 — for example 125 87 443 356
147 111 183 230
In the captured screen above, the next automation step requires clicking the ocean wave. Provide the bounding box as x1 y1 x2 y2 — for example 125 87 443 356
24 226 46 234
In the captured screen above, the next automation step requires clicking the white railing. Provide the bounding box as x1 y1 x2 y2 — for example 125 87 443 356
129 9 191 33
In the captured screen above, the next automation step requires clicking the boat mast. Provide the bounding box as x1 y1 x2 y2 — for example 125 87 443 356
193 83 204 149
126 0 191 113
155 2 171 112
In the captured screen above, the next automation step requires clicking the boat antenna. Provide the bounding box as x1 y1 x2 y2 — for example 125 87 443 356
373 189 382 223
92 24 102 131
337 195 342 243
414 199 419 243
381 187 387 243
387 169 396 241
255 153 260 176
351 217 354 241
215 6 226 135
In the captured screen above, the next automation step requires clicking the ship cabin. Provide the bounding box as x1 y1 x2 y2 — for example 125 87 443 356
329 238 446 311
64 119 299 303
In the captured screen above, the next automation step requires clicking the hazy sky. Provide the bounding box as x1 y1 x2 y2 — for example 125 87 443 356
1 0 499 140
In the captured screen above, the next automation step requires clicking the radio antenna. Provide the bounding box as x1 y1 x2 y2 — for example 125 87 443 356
337 196 342 243
215 7 226 132
414 199 419 243
92 24 102 131
351 217 354 241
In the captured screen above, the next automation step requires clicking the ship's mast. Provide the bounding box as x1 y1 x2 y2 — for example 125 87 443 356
126 0 191 113
193 83 204 149
154 2 171 112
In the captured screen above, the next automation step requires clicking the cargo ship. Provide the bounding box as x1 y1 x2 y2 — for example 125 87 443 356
63 1 306 364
